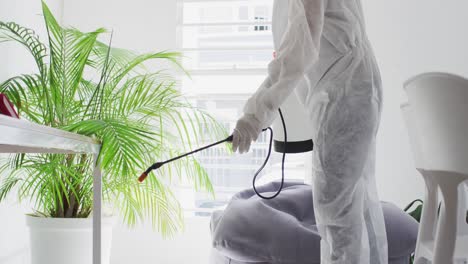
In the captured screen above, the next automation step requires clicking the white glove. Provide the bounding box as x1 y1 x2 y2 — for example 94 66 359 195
232 114 262 154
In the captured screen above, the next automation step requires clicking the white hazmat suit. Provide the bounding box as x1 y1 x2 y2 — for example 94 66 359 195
232 0 388 263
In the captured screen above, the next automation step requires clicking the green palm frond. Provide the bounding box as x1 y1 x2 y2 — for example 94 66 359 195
115 74 180 118
0 174 20 202
43 2 106 125
0 1 226 236
68 28 137 71
109 51 186 88
0 74 44 122
0 21 47 78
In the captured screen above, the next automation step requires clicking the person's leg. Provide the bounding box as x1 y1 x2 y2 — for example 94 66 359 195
312 170 368 264
363 142 388 264
311 97 384 264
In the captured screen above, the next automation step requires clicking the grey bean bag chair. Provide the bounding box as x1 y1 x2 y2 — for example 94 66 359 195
210 181 418 264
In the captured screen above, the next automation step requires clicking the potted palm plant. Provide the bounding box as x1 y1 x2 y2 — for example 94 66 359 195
0 2 225 264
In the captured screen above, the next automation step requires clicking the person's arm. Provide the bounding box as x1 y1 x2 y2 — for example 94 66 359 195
243 0 327 128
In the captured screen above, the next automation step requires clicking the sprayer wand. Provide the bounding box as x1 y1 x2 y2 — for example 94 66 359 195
138 135 234 182
139 109 287 200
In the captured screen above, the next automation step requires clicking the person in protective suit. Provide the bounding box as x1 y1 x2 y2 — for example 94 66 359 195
231 1 388 263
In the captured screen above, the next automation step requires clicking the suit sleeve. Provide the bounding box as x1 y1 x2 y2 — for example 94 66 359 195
243 0 327 128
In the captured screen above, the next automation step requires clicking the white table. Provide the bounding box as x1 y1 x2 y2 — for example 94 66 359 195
0 115 102 264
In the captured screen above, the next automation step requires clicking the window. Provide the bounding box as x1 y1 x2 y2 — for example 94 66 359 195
176 0 307 217
178 0 273 72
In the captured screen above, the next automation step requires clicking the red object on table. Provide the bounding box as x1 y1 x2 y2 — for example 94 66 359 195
0 93 19 118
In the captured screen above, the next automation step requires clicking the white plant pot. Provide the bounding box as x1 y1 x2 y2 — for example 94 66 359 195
26 215 115 264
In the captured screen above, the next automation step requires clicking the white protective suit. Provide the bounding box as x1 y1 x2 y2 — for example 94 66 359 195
241 0 388 263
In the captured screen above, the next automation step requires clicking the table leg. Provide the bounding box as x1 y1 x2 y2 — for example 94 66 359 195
93 155 102 264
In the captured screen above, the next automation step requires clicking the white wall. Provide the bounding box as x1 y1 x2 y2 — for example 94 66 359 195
364 0 468 206
62 0 177 52
2 0 468 263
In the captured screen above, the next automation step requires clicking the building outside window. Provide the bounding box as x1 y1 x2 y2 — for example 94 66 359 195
176 0 308 216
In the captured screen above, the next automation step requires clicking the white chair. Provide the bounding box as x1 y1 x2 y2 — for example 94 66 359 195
402 72 468 264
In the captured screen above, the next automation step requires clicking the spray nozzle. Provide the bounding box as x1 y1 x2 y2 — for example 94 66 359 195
138 162 165 182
